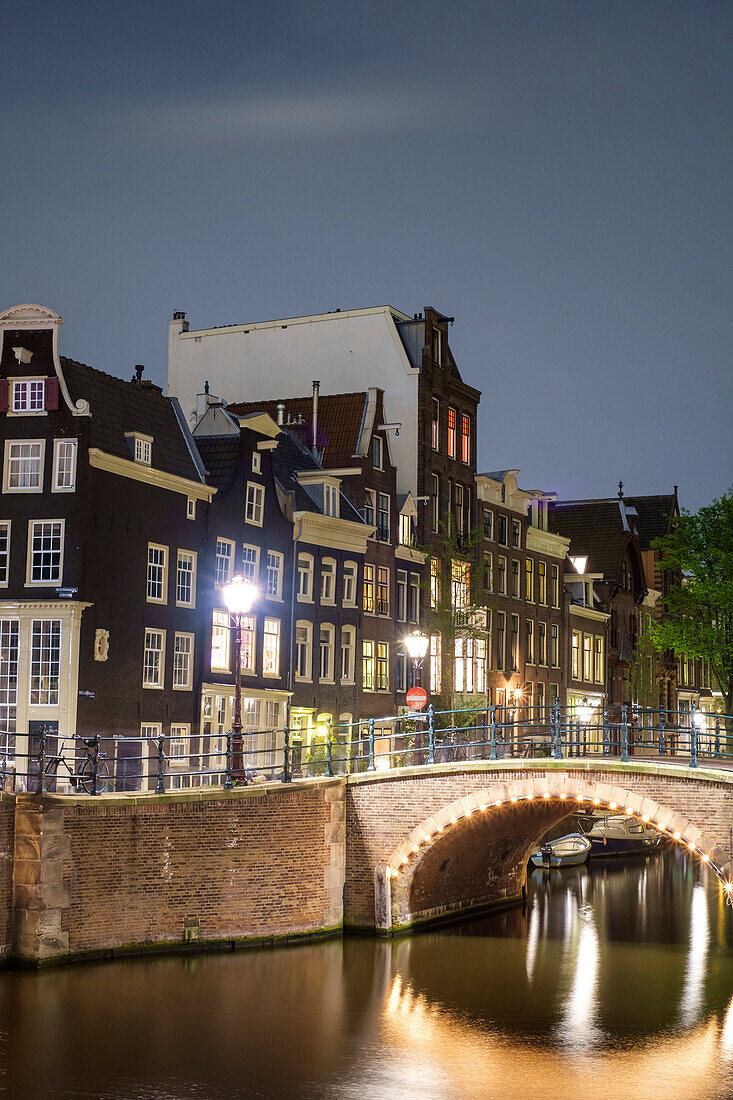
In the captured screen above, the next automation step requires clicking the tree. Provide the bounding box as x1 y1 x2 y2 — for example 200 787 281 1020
650 490 733 715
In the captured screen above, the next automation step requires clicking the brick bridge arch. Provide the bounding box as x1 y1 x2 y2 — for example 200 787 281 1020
343 760 733 933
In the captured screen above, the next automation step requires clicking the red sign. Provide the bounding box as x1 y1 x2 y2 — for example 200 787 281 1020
406 687 428 711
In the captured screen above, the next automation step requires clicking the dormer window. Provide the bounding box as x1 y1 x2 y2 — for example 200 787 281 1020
324 482 339 518
12 380 45 412
126 433 153 466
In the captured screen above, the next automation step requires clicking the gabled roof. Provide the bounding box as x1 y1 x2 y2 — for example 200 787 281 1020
193 435 241 490
62 358 204 482
623 494 677 548
228 392 369 468
550 499 635 580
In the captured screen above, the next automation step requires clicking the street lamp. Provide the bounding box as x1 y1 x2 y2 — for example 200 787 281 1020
404 630 429 686
223 576 258 781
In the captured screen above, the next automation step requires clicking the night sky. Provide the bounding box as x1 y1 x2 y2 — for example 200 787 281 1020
3 0 731 509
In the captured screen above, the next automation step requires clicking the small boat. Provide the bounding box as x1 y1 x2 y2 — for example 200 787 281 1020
530 833 591 869
584 814 663 857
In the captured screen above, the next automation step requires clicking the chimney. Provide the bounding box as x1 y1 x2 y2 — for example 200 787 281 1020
132 364 144 383
312 380 320 452
276 402 285 426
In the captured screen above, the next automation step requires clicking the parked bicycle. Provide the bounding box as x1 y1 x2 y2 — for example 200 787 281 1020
44 737 110 794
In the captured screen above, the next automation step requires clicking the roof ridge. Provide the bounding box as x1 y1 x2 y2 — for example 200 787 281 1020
62 356 165 397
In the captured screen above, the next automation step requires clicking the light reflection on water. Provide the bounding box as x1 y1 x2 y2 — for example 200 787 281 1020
0 848 730 1099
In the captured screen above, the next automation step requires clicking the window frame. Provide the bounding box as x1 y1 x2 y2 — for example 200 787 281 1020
295 620 313 681
211 609 231 671
245 481 265 526
342 560 357 606
175 549 197 608
319 623 335 682
142 628 166 689
241 543 260 586
146 543 168 605
320 557 336 604
26 519 64 587
266 550 284 600
3 438 45 494
215 537 236 587
340 626 356 683
51 438 77 493
172 632 195 690
297 553 314 602
447 407 457 458
0 520 10 588
11 378 46 415
263 617 281 677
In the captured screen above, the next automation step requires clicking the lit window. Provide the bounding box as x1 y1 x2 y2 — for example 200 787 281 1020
266 551 283 599
30 619 61 704
321 558 336 602
241 615 256 673
572 631 581 680
460 414 471 464
363 564 375 613
0 522 9 587
377 567 389 615
173 633 193 689
215 538 234 586
297 553 314 600
399 512 413 546
52 439 77 492
241 544 259 585
526 620 534 664
146 544 168 603
343 561 357 605
27 520 63 585
447 407 456 458
168 726 189 769
143 629 165 688
211 610 230 671
341 626 355 682
430 634 441 693
376 643 389 690
362 640 375 690
594 636 604 683
263 618 280 676
176 550 196 607
583 634 592 681
319 624 334 681
451 559 470 608
4 440 44 492
525 558 534 602
430 558 441 608
245 482 264 525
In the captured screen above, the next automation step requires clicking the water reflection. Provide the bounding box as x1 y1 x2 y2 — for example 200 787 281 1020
0 849 729 1099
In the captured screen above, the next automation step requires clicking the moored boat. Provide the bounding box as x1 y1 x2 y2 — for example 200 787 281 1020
530 832 591 869
584 814 663 857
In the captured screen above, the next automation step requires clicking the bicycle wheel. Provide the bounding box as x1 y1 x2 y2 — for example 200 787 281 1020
79 756 109 794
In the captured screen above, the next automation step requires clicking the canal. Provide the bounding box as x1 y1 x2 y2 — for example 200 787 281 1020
0 848 731 1099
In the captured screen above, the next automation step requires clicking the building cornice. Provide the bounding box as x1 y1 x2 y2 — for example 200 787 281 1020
526 526 570 559
569 605 610 624
292 511 373 553
88 448 216 501
395 545 426 564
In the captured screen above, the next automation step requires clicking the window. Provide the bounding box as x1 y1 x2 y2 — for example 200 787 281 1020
265 551 283 599
341 626 355 682
27 520 63 585
252 451 261 473
433 328 443 365
551 564 560 608
363 565 375 613
484 509 493 540
241 614 256 673
551 624 559 667
538 622 547 666
343 560 357 605
396 648 407 693
168 726 190 783
497 556 507 595
295 621 313 679
512 519 521 548
526 620 534 663
572 631 581 680
186 497 196 520
511 559 520 598
372 436 383 469
324 482 339 517
147 544 168 603
594 636 604 683
0 522 9 587
525 558 534 602
134 436 152 465
4 440 44 492
12 380 45 413
143 629 165 688
460 414 471 464
319 624 334 681
583 634 592 681
396 570 407 622
263 618 281 676
245 482 264 525
399 512 414 547
430 634 442 692
1 619 18 750
52 439 77 492
376 643 389 690
211 610 230 671
297 553 314 601
377 494 390 541
176 550 196 607
498 514 508 546
483 552 493 593
510 615 520 670
536 681 545 713
538 561 547 604
432 399 440 450
363 490 375 527
408 573 420 623
455 484 464 536
430 558 441 608
447 407 457 458
463 486 471 539
215 538 235 586
173 633 194 689
496 613 506 671
432 474 440 533
451 559 470 607
362 640 375 691
377 567 389 615
30 620 61 704
320 557 336 603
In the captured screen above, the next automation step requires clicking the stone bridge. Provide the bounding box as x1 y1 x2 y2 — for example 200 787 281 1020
344 759 733 933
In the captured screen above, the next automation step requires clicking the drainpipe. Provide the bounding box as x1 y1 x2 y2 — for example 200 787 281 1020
312 380 320 454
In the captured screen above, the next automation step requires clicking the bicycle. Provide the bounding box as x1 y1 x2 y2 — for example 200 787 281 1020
44 738 110 794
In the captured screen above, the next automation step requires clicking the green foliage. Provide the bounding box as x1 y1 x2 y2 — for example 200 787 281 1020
650 490 733 711
629 609 662 708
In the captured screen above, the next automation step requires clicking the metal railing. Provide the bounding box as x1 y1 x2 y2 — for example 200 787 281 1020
1 704 730 795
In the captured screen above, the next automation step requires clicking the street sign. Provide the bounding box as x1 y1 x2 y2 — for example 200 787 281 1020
406 686 428 711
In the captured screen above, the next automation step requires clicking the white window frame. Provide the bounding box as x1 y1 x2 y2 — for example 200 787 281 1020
266 550 283 600
29 618 62 705
241 543 260 585
146 543 168 604
26 519 64 587
175 550 197 608
169 724 190 771
211 609 231 671
10 378 46 415
51 438 77 493
342 560 357 606
0 521 9 588
324 482 339 518
240 614 256 674
321 557 336 604
295 620 313 681
297 553 314 602
125 433 153 466
3 439 45 494
245 481 265 526
263 617 281 677
252 451 261 473
143 628 166 689
319 623 335 682
186 497 196 520
215 537 235 586
340 626 356 683
172 632 194 690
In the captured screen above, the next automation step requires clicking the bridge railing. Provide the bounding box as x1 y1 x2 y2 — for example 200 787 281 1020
1 704 730 794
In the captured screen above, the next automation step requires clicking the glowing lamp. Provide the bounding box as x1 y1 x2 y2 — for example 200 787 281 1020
404 630 429 664
223 576 258 616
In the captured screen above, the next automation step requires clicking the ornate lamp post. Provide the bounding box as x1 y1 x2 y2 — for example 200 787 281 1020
404 629 429 686
223 576 258 781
